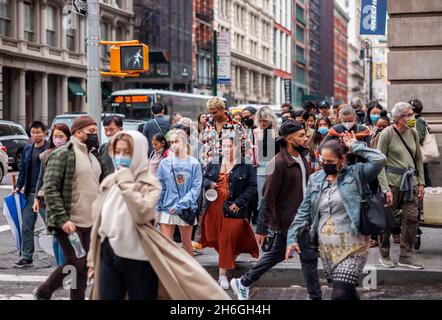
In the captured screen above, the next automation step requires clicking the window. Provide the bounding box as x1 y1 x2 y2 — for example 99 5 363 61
0 0 11 36
24 1 34 42
66 21 75 51
100 22 110 58
0 124 12 136
116 0 124 9
116 26 125 41
46 6 56 47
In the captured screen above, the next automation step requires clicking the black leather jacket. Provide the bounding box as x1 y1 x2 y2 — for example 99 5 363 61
202 162 257 214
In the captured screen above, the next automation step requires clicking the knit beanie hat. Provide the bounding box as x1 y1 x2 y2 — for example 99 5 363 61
71 115 97 134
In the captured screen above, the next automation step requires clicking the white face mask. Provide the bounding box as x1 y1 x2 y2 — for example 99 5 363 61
342 122 355 131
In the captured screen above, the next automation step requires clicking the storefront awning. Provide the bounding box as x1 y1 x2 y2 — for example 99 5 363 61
68 81 86 96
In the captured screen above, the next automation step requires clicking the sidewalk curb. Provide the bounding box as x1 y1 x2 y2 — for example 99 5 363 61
198 260 442 287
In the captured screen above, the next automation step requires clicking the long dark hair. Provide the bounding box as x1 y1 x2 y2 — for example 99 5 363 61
314 117 332 145
365 100 387 125
49 123 71 149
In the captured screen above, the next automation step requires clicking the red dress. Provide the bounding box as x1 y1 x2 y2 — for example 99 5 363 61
201 173 259 269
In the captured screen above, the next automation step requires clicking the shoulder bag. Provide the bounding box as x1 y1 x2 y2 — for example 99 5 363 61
356 167 394 236
170 160 197 225
422 126 440 163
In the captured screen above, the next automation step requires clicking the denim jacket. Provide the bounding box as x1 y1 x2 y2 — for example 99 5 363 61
286 142 387 247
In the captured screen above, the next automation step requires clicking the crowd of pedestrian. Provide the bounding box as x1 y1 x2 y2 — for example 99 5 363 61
8 94 433 301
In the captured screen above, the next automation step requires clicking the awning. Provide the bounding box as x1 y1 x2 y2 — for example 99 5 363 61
68 81 86 96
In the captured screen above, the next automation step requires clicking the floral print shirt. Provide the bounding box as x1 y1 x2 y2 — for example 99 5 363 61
199 112 252 167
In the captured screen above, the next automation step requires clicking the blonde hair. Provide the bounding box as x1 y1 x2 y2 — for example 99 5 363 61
168 129 192 156
255 106 280 140
111 133 134 156
207 96 226 110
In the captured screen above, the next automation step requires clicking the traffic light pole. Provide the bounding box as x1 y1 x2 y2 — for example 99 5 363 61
87 0 102 136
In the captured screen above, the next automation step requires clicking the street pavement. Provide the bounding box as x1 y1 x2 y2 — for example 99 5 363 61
1 171 442 300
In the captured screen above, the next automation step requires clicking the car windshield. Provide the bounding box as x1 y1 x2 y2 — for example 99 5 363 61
53 117 75 128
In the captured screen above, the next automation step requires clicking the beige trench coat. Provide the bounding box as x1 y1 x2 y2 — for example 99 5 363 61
87 169 230 300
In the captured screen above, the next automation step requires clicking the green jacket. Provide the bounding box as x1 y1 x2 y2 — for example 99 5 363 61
416 116 427 145
43 141 110 231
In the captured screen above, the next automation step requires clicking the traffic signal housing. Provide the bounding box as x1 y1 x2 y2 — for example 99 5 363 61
100 40 149 77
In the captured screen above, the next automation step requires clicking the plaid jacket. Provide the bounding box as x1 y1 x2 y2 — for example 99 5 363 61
43 141 110 231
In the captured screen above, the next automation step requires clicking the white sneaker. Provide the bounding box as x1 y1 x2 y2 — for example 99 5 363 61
230 278 249 300
218 276 230 290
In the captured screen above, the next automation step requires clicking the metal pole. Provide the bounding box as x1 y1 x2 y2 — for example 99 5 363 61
87 0 102 137
369 44 373 101
213 30 217 96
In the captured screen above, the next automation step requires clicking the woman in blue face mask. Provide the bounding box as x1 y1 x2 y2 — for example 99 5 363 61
365 100 387 137
308 117 332 173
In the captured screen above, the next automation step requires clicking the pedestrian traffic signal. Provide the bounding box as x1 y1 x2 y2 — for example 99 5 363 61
99 40 149 78
120 44 149 72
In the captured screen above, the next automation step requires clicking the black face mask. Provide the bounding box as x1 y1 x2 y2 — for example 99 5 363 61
323 163 340 175
243 117 254 127
84 133 99 151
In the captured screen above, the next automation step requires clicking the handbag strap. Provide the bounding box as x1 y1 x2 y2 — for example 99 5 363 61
153 118 166 136
354 166 370 199
170 160 182 199
392 127 418 170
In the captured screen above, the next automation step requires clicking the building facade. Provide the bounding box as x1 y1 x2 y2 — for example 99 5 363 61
333 0 349 104
318 0 334 100
214 0 274 105
306 0 321 98
336 0 364 102
273 0 291 105
0 0 134 128
292 0 308 107
193 0 214 96
130 0 193 92
388 0 442 187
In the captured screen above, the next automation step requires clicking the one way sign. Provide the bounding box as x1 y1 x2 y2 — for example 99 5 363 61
72 0 87 16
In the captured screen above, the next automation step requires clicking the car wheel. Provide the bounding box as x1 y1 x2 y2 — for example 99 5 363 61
12 150 22 171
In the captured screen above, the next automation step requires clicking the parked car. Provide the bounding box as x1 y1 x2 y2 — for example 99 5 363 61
50 112 126 144
0 120 31 171
0 142 9 183
229 104 283 118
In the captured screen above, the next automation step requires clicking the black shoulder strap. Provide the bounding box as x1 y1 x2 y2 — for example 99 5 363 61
392 127 418 170
153 118 166 136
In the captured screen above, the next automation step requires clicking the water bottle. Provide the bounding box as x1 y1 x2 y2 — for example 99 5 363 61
68 232 86 258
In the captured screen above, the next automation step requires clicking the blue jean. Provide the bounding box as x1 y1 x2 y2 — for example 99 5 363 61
52 237 65 266
21 193 46 261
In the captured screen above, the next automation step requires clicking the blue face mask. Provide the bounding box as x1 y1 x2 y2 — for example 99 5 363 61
370 114 381 124
318 127 329 135
114 156 132 169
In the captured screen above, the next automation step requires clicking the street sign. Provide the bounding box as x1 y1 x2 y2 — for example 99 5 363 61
360 0 387 35
72 0 87 16
217 32 231 85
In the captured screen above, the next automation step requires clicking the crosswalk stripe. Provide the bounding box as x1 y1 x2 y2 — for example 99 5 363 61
0 225 11 233
0 274 47 283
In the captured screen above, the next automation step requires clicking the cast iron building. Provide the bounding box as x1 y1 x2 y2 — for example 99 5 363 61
0 0 134 127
